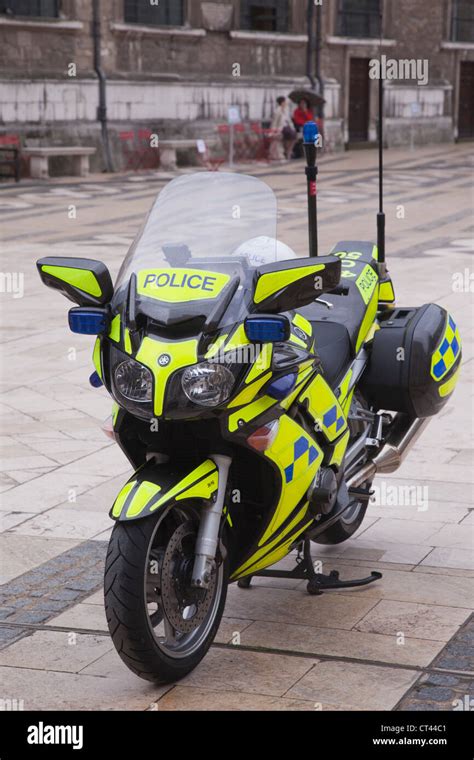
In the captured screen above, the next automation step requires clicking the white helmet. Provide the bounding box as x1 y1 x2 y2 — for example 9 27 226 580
232 236 297 267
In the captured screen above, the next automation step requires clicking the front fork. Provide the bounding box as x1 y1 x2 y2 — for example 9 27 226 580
191 454 232 588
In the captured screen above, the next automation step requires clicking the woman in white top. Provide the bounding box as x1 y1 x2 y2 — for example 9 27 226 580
271 96 297 160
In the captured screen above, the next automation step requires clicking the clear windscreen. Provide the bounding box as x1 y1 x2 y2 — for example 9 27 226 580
115 172 284 289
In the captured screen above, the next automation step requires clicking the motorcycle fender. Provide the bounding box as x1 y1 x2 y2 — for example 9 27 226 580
110 458 219 522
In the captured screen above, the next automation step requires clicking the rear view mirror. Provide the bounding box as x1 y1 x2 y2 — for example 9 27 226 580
252 256 341 314
36 257 113 307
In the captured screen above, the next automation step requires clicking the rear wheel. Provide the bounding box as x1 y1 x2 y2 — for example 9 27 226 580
104 505 228 683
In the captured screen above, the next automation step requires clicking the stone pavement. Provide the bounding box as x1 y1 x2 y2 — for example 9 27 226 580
0 144 472 711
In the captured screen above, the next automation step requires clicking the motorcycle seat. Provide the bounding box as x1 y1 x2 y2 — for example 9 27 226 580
310 320 352 387
300 240 379 362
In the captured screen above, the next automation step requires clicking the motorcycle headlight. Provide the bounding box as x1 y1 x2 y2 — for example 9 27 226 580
181 362 235 407
114 358 153 403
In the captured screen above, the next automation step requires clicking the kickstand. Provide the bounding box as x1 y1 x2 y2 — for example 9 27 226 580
237 539 382 596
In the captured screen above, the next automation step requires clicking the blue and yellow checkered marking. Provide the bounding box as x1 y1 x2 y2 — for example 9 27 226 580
323 405 346 435
431 315 461 381
284 436 319 483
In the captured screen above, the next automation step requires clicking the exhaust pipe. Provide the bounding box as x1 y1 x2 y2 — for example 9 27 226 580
347 414 431 489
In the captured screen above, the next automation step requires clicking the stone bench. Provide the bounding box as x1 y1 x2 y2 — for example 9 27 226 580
22 146 96 179
159 138 217 171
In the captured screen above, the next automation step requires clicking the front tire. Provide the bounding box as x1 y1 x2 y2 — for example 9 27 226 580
104 506 228 684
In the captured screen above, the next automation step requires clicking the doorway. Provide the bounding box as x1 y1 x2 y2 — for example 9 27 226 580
458 61 474 139
348 58 371 143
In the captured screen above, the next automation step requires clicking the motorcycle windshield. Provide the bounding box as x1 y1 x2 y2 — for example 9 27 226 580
117 173 278 281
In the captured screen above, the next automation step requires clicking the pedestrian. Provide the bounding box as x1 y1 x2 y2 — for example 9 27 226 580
292 97 315 131
292 97 315 159
270 96 297 160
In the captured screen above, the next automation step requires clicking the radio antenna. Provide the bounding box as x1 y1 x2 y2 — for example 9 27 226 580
377 8 386 274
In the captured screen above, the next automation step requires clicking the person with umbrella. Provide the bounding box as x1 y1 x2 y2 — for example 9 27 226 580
293 97 315 130
289 89 325 158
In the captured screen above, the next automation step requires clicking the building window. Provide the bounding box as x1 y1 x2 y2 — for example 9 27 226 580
451 0 474 41
124 0 185 27
0 0 59 17
240 0 289 33
336 0 381 38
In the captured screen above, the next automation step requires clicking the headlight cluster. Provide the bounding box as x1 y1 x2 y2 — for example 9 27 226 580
181 362 234 407
110 350 154 421
114 359 153 402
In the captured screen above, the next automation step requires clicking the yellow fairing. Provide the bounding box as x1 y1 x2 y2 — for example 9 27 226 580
111 459 218 521
259 416 321 545
254 263 325 304
299 373 348 443
137 268 230 303
231 505 313 579
356 287 379 351
379 279 396 303
329 429 350 467
93 337 102 379
136 337 198 416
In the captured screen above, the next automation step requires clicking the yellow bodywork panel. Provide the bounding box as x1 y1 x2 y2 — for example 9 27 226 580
254 264 325 305
438 365 461 398
228 395 276 432
231 504 311 579
109 314 121 343
280 364 315 410
136 337 198 416
245 345 272 384
41 264 102 297
329 429 350 467
112 460 218 521
259 416 321 546
136 268 230 303
292 312 312 337
224 324 250 352
356 287 379 352
205 334 228 360
93 337 102 379
151 460 217 511
299 373 348 442
126 481 162 519
379 279 396 303
228 372 272 408
124 328 132 354
111 481 136 518
356 265 379 306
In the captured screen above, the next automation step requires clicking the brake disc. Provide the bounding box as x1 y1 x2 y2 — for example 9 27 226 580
160 521 217 633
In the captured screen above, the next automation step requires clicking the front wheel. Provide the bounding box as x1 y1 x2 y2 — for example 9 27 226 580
104 505 228 684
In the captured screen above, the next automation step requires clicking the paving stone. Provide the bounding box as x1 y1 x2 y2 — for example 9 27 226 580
238 619 443 667
224 584 379 630
0 664 167 711
354 600 471 642
287 660 419 710
154 686 316 711
180 648 318 698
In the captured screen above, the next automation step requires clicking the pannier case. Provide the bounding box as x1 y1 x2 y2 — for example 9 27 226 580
361 303 461 418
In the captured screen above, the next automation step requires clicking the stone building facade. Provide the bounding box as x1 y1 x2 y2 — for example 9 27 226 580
0 0 473 170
